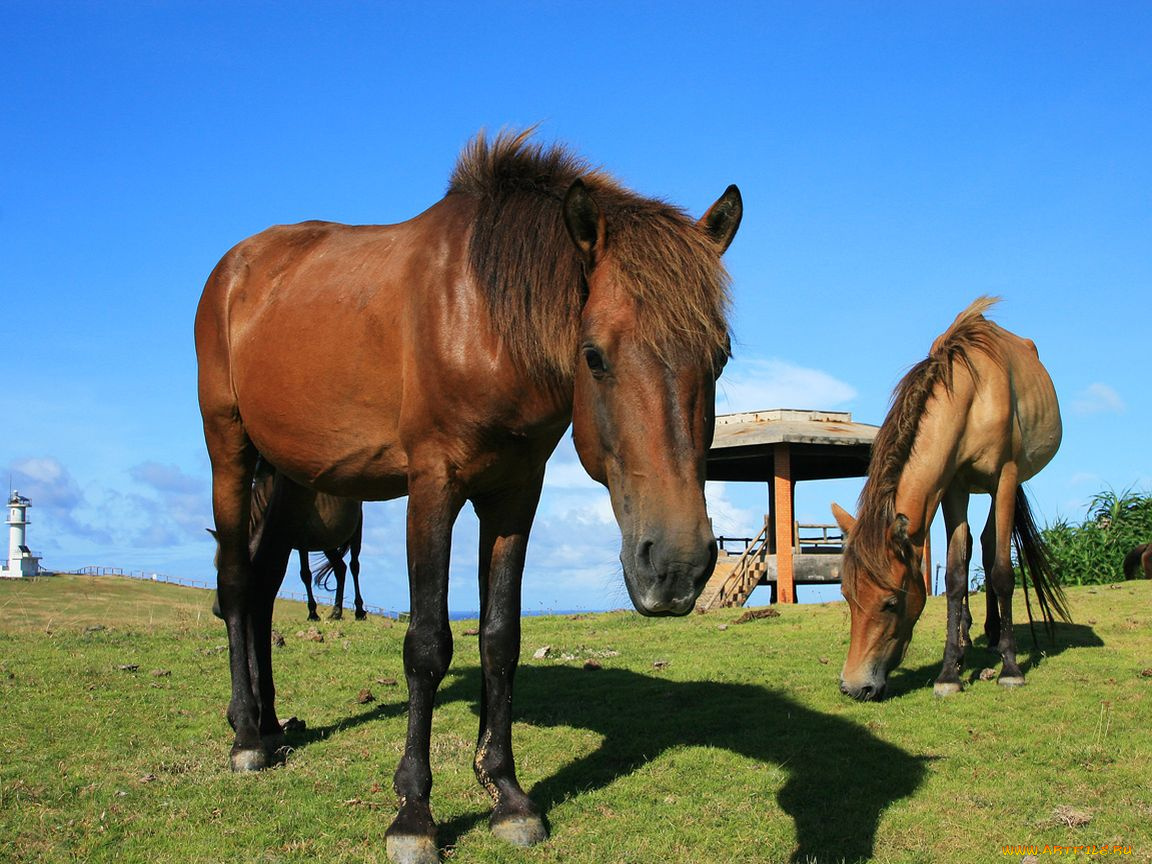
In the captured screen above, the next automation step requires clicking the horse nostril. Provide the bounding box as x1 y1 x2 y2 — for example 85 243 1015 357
637 539 660 578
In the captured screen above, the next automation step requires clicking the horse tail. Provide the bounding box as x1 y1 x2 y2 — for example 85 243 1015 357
247 456 278 554
1012 487 1072 639
1123 543 1151 580
312 542 352 589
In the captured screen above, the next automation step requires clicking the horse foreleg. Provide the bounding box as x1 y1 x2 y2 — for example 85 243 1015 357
472 476 548 848
327 551 347 620
351 518 367 619
985 473 1025 686
299 549 319 621
386 467 463 864
934 489 972 697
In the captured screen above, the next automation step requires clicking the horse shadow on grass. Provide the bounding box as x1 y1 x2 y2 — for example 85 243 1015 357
883 619 1105 699
272 696 409 763
435 667 930 864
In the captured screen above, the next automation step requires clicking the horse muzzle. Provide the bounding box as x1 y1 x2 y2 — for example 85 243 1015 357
839 676 888 702
621 533 717 617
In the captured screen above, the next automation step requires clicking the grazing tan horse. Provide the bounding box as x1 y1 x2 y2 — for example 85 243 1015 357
833 297 1069 701
196 130 741 863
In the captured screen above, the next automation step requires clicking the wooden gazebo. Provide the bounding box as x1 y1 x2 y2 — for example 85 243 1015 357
698 409 879 609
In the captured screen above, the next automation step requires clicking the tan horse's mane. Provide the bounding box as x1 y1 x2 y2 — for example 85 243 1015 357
448 129 732 386
845 296 1003 594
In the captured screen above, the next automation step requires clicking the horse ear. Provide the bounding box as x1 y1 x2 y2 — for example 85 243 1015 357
563 179 605 264
831 502 856 535
699 184 742 253
205 528 218 540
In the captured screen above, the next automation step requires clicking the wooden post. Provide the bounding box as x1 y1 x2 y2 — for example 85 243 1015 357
923 532 932 596
774 443 795 604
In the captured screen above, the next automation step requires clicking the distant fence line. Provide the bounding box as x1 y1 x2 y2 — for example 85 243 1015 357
66 566 403 619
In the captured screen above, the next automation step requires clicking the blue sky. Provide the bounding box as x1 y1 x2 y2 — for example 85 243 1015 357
2 2 1149 613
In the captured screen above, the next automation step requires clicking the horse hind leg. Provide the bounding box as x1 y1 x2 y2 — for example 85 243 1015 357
351 519 367 620
299 549 320 621
984 475 1026 686
202 416 273 771
326 551 347 620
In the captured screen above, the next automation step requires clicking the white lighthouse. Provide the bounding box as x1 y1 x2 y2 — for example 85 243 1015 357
3 491 41 578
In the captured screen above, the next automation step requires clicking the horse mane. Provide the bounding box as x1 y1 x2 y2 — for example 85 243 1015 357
845 296 1003 593
448 129 732 386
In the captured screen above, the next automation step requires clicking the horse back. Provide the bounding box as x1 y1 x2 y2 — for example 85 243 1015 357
195 198 569 500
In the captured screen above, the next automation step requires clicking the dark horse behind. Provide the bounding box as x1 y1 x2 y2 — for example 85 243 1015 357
209 457 366 622
196 130 741 864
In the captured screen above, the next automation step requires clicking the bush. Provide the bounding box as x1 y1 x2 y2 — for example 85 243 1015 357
1041 488 1152 585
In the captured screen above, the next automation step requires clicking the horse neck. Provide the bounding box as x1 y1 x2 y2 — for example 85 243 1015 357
891 392 966 543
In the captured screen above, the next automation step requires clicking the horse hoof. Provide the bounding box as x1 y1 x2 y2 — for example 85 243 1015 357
933 681 963 697
230 747 270 772
385 833 440 864
491 813 548 848
998 675 1026 687
262 731 287 752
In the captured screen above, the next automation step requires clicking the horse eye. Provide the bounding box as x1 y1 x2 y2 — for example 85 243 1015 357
882 595 900 612
584 347 607 377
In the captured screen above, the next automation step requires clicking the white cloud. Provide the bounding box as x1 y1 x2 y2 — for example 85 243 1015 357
130 461 203 495
8 456 84 509
705 481 761 538
6 456 113 546
717 357 857 414
1071 383 1125 416
542 437 603 491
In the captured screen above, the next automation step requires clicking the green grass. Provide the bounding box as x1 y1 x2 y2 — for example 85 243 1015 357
2 574 1150 863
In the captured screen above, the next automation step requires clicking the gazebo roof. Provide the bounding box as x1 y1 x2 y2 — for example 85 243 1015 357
706 409 879 483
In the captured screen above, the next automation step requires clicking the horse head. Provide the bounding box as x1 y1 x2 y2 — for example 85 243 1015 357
832 503 927 700
563 179 741 616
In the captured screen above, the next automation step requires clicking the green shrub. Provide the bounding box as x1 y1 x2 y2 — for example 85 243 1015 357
1040 488 1152 585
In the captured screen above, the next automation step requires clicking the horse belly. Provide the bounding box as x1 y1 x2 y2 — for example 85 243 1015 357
1009 354 1062 482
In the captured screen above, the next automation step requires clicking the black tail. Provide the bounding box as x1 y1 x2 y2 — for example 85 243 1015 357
1012 487 1072 639
312 541 353 589
1123 543 1151 580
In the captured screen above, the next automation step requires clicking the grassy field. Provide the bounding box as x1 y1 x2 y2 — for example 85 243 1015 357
1 574 1149 863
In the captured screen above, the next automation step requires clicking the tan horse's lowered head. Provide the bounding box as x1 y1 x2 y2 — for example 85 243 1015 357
832 503 927 700
830 297 1065 702
564 179 741 615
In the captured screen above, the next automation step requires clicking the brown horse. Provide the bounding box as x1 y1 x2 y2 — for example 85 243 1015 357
1123 542 1152 580
832 297 1069 701
195 130 741 862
